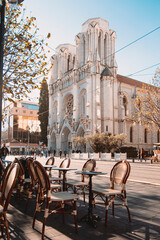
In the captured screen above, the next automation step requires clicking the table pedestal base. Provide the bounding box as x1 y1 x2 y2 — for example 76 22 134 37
80 213 101 228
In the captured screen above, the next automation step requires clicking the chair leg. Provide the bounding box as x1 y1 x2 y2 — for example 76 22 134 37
125 205 131 222
83 187 86 203
62 204 65 224
105 197 109 225
73 200 78 233
25 190 32 212
0 216 4 236
42 217 47 240
32 210 37 229
111 197 114 216
4 214 10 240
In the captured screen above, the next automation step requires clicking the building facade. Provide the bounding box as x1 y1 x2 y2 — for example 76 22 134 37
2 101 41 154
48 18 159 154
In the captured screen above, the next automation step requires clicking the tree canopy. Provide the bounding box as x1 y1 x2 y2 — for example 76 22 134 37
86 132 126 153
38 78 49 146
3 3 52 102
131 84 160 129
151 67 160 87
71 132 126 153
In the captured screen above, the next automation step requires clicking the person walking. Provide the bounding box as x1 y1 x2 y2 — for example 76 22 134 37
59 150 62 158
1 144 9 165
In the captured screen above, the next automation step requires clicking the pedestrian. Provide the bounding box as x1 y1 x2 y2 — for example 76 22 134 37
48 149 50 157
45 149 48 158
1 144 9 165
59 150 62 158
54 149 56 156
64 150 67 158
141 148 145 159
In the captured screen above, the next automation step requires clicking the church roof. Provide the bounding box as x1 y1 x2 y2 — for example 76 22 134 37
117 74 143 88
101 67 113 77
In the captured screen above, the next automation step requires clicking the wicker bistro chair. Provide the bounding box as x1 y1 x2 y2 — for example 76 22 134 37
45 157 55 177
0 158 5 182
0 163 20 240
66 159 96 202
32 161 78 239
25 158 61 212
92 160 131 225
25 158 38 211
50 158 71 183
14 158 31 199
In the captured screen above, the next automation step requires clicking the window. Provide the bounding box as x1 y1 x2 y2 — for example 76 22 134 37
123 96 127 116
144 128 147 143
130 127 133 143
67 55 70 71
82 95 86 115
157 129 160 143
73 56 75 67
98 32 101 59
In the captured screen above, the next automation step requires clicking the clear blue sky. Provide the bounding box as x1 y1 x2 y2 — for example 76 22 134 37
23 0 160 85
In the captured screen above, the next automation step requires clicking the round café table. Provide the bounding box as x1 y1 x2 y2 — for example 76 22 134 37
52 168 77 191
75 170 107 227
43 165 56 168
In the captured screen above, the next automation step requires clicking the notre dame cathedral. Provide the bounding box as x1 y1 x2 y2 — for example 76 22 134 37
48 18 159 154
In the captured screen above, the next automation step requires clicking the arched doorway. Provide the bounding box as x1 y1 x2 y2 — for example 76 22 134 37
77 127 86 152
50 132 56 154
61 127 71 154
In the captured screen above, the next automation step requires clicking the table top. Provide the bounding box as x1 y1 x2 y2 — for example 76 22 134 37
43 165 56 168
52 167 77 171
5 160 12 163
75 170 107 175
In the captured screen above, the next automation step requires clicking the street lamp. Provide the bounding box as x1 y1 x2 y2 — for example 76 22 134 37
0 0 24 150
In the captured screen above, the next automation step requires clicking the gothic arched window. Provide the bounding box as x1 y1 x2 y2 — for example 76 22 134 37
157 129 160 143
98 32 101 59
82 94 86 115
67 55 70 71
79 90 86 117
123 96 128 116
73 56 75 67
104 34 107 64
83 36 85 65
144 128 147 143
130 127 133 143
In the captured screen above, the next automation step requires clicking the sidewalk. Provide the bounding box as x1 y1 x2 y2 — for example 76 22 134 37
3 156 160 239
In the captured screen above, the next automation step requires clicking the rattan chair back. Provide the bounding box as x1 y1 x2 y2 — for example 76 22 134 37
59 158 70 178
45 157 55 175
33 161 50 195
27 158 37 183
14 158 25 179
1 163 19 211
0 158 5 173
0 163 12 194
82 159 96 181
46 157 54 166
110 160 130 188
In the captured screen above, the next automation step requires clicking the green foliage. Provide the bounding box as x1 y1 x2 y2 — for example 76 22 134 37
3 3 52 102
38 79 49 146
131 83 160 129
86 132 126 153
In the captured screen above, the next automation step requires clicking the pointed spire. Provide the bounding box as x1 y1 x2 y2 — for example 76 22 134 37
87 50 92 62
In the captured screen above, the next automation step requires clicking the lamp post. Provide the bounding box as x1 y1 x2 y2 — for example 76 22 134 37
0 0 24 149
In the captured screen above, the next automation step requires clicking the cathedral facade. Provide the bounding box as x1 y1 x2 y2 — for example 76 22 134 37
48 18 159 154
